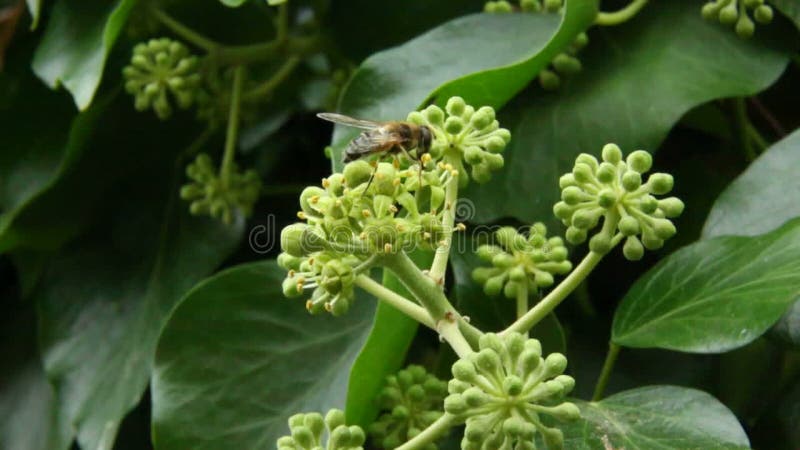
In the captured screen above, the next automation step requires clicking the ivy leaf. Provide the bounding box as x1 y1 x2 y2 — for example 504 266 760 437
345 251 433 428
330 1 598 171
703 129 800 238
773 0 800 29
703 130 800 348
464 0 792 224
612 218 800 353
151 261 376 449
0 301 72 450
37 172 242 450
559 386 750 449
32 0 136 109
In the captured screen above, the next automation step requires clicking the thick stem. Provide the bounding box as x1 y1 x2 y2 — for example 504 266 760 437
595 0 648 26
213 35 321 66
439 320 474 358
380 251 453 322
428 155 460 284
592 343 621 401
220 66 245 188
244 56 301 100
354 275 435 329
395 414 458 450
501 251 605 337
276 2 289 43
516 282 529 337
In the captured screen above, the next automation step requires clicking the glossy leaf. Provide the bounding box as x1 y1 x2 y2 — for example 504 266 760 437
331 1 598 171
704 129 800 238
464 0 792 224
152 260 376 450
772 300 800 348
32 0 136 109
345 251 433 428
37 175 242 450
0 302 72 450
559 386 749 449
612 218 800 353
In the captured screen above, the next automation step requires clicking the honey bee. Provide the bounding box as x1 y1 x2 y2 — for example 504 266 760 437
317 112 433 164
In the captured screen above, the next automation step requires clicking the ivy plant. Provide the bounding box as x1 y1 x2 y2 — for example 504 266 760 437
1 0 800 450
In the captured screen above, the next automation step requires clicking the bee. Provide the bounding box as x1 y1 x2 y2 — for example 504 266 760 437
317 113 433 164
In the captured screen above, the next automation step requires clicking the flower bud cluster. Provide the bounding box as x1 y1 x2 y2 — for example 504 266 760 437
123 38 202 120
553 144 684 260
408 97 510 185
277 409 365 450
180 153 261 225
483 1 588 90
369 365 448 450
702 0 774 38
279 160 461 315
472 223 572 299
445 333 579 450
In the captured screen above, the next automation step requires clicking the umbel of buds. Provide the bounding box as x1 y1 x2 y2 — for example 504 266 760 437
123 37 202 120
472 224 572 298
180 153 261 225
484 0 563 13
445 333 579 450
369 365 449 450
408 97 510 185
277 409 365 450
701 0 774 38
554 144 684 260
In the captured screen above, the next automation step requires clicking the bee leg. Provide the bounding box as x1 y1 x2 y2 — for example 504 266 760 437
363 162 377 193
397 145 425 191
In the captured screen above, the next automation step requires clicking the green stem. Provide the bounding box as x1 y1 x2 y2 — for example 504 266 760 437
395 414 458 450
276 1 289 43
516 282 529 337
746 123 769 153
244 56 301 100
428 155 460 284
439 320 474 358
213 35 321 66
150 7 220 52
354 275 435 329
500 251 606 337
595 0 649 26
734 98 756 161
592 343 621 401
221 66 244 188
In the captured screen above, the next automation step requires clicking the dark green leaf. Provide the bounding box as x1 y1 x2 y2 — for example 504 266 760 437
450 243 565 353
345 251 433 428
37 173 242 450
704 129 800 238
32 0 136 109
612 218 800 353
772 300 800 348
465 0 792 224
331 2 598 171
773 0 800 29
559 386 749 449
151 261 376 449
0 300 72 450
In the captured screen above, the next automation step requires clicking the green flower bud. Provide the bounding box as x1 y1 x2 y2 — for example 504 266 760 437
343 160 373 188
281 223 316 257
659 197 685 218
623 235 644 261
648 173 674 194
539 69 561 90
622 170 642 191
552 53 582 75
754 4 773 23
602 143 623 164
627 150 652 173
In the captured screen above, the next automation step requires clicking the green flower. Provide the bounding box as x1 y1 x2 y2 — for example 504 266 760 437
279 250 362 316
472 223 572 298
180 153 261 225
123 37 202 120
369 365 449 450
444 333 579 450
277 409 365 450
553 144 684 259
701 0 774 38
408 97 511 185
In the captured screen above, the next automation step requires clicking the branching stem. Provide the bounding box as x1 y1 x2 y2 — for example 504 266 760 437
354 275 436 329
516 282 529 337
428 154 460 285
395 414 458 450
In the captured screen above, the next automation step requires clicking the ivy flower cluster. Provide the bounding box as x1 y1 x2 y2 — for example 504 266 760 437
444 333 579 450
472 224 572 299
179 153 261 225
483 0 588 90
370 365 449 450
122 37 202 120
553 144 684 260
702 0 774 38
277 409 365 450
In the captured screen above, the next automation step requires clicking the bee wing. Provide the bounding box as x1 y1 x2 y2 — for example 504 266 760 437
317 112 383 130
